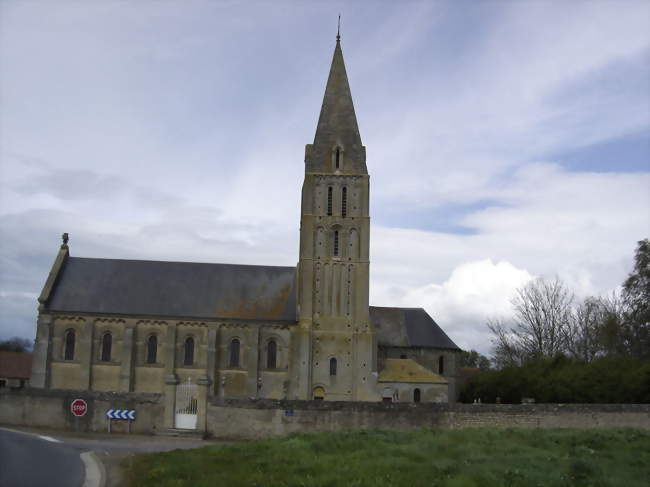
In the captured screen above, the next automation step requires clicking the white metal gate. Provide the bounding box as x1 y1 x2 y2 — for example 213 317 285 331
175 377 198 429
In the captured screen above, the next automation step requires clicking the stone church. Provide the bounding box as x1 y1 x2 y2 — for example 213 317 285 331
31 34 460 428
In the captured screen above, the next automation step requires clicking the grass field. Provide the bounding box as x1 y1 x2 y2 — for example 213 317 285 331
125 428 650 487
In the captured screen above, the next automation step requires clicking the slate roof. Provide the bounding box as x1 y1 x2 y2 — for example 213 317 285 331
45 257 297 322
378 359 447 383
43 257 460 351
370 306 461 351
307 37 367 175
0 352 32 379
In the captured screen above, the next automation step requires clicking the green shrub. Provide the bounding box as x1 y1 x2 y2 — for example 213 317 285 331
460 355 650 403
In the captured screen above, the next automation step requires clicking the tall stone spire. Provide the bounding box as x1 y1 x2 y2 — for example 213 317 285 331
293 31 375 402
305 35 367 174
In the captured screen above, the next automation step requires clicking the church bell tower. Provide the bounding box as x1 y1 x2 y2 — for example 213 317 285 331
292 32 378 401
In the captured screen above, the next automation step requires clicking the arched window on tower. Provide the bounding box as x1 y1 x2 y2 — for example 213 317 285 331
64 330 75 361
341 187 347 218
101 332 112 362
229 338 240 367
335 147 341 169
327 186 333 216
333 230 339 256
267 340 277 369
438 356 445 375
184 337 194 366
146 335 157 364
330 357 337 376
414 388 421 403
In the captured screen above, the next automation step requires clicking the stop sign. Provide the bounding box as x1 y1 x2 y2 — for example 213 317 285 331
70 398 87 417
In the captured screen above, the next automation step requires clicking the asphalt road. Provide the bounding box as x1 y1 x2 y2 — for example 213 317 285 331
0 428 85 487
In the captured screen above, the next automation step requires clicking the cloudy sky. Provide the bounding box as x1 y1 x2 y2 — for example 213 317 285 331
1 0 648 354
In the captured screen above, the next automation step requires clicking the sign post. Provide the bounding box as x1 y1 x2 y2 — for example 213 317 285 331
106 409 136 433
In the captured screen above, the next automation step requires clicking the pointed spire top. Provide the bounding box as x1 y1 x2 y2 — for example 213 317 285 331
305 30 367 174
337 14 341 43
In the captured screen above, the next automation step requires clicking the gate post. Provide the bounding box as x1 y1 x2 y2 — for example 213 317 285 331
196 375 212 433
164 374 179 429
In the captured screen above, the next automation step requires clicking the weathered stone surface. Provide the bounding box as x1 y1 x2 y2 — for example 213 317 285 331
27 36 462 425
0 388 163 434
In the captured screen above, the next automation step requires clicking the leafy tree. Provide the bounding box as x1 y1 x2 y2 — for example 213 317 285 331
459 349 492 370
0 336 32 353
568 293 626 361
622 238 650 359
569 297 603 362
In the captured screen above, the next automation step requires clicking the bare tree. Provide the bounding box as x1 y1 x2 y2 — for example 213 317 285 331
487 278 574 367
510 277 574 358
487 317 524 368
0 336 32 353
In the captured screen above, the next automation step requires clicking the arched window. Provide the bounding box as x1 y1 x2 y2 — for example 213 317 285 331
101 332 112 362
341 187 347 218
267 339 277 369
335 147 340 169
329 357 337 376
438 356 444 375
414 388 421 403
327 186 333 216
64 330 75 361
333 230 339 256
229 338 240 367
146 335 157 364
184 337 194 366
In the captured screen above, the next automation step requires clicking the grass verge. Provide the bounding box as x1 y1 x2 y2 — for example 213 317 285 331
125 428 650 487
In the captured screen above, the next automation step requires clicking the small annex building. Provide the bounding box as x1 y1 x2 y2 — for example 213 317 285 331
30 34 461 431
0 351 32 390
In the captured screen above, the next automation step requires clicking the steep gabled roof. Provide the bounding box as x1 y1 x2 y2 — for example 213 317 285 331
370 306 461 350
44 257 297 322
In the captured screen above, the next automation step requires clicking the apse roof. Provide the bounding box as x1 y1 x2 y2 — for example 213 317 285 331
378 358 448 383
370 306 461 350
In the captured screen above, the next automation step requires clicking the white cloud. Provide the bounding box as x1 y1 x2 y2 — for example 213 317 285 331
0 1 648 357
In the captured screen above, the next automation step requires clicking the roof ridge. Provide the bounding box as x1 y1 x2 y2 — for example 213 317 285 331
68 256 296 270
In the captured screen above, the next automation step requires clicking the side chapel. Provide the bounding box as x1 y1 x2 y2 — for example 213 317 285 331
30 34 461 429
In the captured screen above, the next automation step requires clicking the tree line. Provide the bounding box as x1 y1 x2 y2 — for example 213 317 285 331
460 238 649 403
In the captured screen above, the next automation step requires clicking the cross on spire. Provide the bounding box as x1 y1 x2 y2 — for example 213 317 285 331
337 14 341 42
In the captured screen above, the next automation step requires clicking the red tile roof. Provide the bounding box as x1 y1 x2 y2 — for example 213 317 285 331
0 352 32 379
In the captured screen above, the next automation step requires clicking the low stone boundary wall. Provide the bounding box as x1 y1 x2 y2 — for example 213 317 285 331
2 390 648 438
0 389 163 434
207 399 650 440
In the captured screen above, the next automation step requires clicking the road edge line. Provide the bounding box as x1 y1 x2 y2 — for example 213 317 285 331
81 451 106 487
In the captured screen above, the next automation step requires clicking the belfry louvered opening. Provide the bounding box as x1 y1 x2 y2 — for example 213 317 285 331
327 186 333 216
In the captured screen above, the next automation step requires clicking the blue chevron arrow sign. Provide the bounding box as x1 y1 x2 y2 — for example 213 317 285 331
106 409 136 420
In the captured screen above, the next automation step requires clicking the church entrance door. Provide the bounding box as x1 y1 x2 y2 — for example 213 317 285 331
175 377 198 429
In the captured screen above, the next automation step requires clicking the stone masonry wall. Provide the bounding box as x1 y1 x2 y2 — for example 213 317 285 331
0 388 163 434
207 399 650 440
1 390 648 438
